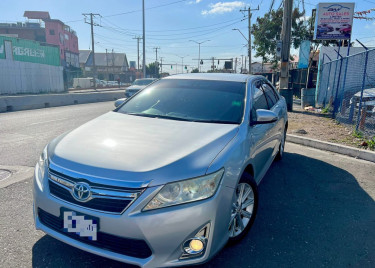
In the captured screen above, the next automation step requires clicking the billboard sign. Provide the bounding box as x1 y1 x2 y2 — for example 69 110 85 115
314 2 355 40
0 36 60 66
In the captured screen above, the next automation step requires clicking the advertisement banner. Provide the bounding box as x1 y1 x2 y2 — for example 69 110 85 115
298 40 311 69
0 36 60 66
314 2 355 40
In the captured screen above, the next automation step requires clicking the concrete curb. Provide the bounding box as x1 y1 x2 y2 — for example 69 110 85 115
286 134 375 163
0 90 124 112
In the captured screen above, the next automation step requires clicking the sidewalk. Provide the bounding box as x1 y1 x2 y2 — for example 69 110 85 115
287 104 375 151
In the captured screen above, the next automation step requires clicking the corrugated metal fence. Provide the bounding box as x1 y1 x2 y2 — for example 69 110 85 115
0 60 64 94
0 36 64 94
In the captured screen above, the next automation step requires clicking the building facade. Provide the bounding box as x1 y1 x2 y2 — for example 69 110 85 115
0 11 79 68
79 50 130 81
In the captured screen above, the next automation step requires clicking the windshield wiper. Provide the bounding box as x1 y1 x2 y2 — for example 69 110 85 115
126 113 191 121
191 119 239 124
126 113 238 124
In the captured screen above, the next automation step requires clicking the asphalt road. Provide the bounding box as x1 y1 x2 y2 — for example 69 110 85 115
0 102 375 268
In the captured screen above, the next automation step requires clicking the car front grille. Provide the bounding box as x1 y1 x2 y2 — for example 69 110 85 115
48 181 132 213
38 208 152 259
48 169 143 214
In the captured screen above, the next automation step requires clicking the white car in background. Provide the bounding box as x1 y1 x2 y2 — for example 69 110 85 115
125 78 157 98
350 88 375 116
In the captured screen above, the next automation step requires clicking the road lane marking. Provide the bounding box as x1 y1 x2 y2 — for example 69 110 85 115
29 118 69 126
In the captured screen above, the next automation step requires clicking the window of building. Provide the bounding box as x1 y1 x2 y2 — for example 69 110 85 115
49 29 55 35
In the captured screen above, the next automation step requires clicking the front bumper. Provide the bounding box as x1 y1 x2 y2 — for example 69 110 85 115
33 167 234 268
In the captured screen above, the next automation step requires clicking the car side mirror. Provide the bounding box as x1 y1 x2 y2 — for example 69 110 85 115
252 109 278 125
114 98 127 108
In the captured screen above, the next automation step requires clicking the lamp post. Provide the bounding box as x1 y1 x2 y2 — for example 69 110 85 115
176 55 189 73
189 40 210 72
233 28 251 74
142 0 146 78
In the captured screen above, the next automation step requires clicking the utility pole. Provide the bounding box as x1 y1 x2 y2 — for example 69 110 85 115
142 0 146 78
160 57 164 74
83 13 100 90
153 47 160 77
280 0 293 111
133 36 142 70
241 55 244 73
240 6 259 74
112 49 115 75
105 49 109 80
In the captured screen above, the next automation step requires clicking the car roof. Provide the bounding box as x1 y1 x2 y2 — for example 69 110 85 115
354 88 375 97
163 73 258 83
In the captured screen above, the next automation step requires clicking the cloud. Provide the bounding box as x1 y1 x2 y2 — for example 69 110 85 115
188 0 202 4
365 22 375 29
202 1 245 15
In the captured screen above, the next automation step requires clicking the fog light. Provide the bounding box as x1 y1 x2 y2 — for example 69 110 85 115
183 237 206 255
189 239 204 252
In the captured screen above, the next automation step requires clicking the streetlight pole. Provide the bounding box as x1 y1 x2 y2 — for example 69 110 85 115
189 40 210 72
176 55 188 73
233 28 250 73
142 0 146 78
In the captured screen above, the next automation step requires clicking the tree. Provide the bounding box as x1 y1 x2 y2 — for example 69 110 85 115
191 68 199 73
252 8 310 70
146 62 160 78
252 8 341 71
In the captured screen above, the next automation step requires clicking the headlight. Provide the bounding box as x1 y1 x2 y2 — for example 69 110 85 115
36 145 48 190
144 169 224 211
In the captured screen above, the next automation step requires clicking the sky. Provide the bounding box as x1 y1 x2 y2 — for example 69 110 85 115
1 0 374 72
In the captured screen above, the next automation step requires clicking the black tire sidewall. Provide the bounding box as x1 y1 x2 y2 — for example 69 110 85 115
227 172 258 245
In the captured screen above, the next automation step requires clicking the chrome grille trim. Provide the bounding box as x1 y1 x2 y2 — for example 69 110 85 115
48 169 145 214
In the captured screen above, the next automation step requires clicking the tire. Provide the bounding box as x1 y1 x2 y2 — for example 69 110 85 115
227 173 258 244
275 126 287 161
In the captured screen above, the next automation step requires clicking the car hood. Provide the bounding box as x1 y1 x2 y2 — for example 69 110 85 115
126 85 145 90
48 112 239 187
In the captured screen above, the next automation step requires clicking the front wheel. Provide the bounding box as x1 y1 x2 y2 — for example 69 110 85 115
275 127 287 161
228 173 258 244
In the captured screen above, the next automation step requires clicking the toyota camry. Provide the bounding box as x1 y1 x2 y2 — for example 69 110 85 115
33 73 288 267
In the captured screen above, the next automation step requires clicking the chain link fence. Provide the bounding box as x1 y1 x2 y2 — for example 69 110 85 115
317 48 375 138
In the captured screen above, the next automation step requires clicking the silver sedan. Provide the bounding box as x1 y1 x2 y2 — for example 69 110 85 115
33 73 288 267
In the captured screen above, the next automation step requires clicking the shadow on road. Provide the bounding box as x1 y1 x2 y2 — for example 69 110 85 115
32 151 375 267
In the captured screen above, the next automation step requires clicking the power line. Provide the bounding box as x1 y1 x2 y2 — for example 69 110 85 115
102 16 246 33
65 0 189 23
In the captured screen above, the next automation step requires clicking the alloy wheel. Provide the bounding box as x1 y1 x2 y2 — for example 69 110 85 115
280 130 286 157
228 183 255 238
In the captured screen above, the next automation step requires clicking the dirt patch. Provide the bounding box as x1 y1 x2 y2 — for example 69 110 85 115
287 107 373 150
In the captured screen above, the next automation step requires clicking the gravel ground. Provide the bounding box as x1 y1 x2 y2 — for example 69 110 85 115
287 107 373 150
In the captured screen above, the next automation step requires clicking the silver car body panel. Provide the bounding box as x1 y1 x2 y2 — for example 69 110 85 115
34 73 288 267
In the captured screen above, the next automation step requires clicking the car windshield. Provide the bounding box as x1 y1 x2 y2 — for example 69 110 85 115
132 79 154 86
117 79 246 124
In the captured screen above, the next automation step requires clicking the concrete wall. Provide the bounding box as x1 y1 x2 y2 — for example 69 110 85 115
0 90 124 112
0 59 64 95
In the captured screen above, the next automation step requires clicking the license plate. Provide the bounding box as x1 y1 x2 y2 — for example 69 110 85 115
61 208 99 241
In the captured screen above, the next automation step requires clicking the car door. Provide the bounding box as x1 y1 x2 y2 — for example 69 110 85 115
249 80 275 183
261 81 284 158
